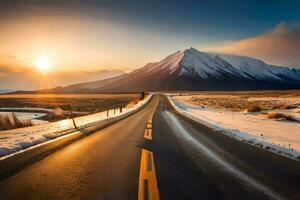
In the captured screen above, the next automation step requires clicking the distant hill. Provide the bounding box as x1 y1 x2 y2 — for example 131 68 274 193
27 47 300 93
0 89 15 94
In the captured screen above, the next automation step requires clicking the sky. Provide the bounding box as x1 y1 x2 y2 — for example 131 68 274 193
0 0 300 90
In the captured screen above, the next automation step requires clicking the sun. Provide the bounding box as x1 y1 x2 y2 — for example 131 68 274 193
35 56 52 73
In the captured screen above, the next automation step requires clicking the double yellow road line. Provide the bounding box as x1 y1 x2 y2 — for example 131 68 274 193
138 112 159 200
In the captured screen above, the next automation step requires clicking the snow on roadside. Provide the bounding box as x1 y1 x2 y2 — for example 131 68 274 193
0 94 153 158
168 96 300 160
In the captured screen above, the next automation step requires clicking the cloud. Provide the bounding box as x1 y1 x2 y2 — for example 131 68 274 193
0 66 15 74
0 65 29 76
206 22 300 67
0 53 35 77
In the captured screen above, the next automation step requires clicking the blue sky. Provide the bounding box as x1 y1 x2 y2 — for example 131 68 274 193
2 0 300 44
96 0 300 42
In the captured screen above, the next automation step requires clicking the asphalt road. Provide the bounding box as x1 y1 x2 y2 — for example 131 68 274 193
0 94 299 200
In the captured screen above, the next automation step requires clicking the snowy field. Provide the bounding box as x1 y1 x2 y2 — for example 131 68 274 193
0 112 48 127
0 95 152 158
0 112 46 121
170 95 300 160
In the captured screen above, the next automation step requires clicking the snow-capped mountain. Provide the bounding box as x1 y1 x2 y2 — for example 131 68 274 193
40 47 300 93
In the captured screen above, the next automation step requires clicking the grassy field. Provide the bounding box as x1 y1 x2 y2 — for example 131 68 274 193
0 93 143 129
174 90 300 112
173 90 300 151
0 93 142 113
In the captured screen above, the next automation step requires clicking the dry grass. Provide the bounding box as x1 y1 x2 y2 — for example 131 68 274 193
0 113 33 130
244 104 262 113
267 112 295 121
126 99 139 108
176 90 300 112
0 94 140 114
0 93 147 130
284 103 300 110
294 109 300 113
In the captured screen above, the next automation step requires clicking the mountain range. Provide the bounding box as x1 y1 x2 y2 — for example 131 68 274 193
35 47 300 93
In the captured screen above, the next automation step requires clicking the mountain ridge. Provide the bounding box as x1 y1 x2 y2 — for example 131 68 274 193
30 47 300 93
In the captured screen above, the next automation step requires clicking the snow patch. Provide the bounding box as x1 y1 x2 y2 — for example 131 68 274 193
164 111 287 200
0 95 153 158
168 95 300 160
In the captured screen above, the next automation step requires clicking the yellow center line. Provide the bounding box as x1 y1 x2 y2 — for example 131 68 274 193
147 123 152 129
144 112 155 140
144 128 152 140
138 149 160 200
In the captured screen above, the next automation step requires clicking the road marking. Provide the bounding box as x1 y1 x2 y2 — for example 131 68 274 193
147 123 152 129
144 113 154 140
144 128 152 140
138 149 160 200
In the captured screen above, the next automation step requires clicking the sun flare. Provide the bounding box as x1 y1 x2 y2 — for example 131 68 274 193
35 56 52 73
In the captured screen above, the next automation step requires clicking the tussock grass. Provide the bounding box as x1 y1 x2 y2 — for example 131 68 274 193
244 104 262 113
293 109 300 113
0 113 33 130
284 103 300 110
267 112 295 121
126 99 139 108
